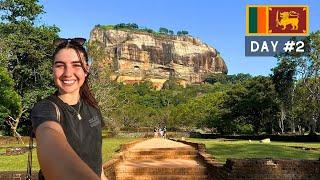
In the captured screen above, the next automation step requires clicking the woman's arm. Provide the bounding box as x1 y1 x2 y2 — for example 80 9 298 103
35 121 100 180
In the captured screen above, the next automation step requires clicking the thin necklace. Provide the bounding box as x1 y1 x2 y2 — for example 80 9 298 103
69 100 82 120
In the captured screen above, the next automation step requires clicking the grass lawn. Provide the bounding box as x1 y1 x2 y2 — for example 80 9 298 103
102 137 137 162
2 136 319 171
188 138 320 163
0 136 136 171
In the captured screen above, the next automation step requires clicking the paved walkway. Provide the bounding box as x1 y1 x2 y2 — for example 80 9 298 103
130 138 191 149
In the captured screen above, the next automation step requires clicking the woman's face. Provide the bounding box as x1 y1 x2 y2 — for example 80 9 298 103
53 48 88 95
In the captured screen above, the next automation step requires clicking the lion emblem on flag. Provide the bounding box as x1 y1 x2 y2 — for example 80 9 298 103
276 11 299 30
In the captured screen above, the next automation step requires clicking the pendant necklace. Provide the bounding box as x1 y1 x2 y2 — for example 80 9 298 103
70 100 82 120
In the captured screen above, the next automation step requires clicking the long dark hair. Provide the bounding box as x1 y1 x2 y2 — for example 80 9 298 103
53 40 99 109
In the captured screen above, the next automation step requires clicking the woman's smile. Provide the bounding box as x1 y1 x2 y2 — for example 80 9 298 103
62 79 77 85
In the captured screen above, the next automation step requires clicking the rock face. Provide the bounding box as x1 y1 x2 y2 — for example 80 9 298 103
90 27 228 89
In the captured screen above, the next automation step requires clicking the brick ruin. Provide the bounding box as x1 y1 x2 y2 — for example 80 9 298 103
172 139 320 180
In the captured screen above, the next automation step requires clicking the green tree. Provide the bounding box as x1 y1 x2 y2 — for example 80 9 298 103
0 66 22 138
114 23 139 30
129 23 138 29
292 81 317 134
177 30 189 35
243 76 278 133
159 27 169 34
169 91 226 131
0 0 43 23
220 77 278 134
0 0 59 135
162 77 183 90
218 84 248 134
159 27 175 35
142 28 154 33
300 32 320 134
280 31 320 134
204 73 252 85
204 74 227 84
133 81 154 96
229 73 252 84
271 59 296 133
198 92 227 132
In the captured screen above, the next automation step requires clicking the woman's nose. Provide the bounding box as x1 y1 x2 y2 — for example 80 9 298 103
62 65 74 77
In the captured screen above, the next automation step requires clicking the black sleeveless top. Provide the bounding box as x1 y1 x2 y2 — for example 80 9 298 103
31 95 104 176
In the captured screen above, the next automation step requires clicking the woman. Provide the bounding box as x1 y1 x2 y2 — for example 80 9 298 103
31 38 107 180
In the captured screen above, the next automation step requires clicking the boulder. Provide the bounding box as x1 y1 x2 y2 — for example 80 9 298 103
260 138 271 143
90 28 228 89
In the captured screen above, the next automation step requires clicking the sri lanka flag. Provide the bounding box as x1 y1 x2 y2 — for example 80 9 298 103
246 5 308 36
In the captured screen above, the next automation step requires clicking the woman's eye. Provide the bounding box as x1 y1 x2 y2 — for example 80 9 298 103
55 65 64 68
73 64 82 67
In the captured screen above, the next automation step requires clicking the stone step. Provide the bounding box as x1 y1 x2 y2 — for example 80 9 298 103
125 148 197 155
116 159 207 176
116 168 207 176
116 175 208 180
123 154 198 161
123 148 198 160
111 139 209 180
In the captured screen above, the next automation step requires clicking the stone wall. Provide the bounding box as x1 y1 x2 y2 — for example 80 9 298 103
172 138 320 180
0 136 29 145
190 132 320 142
217 158 320 180
0 171 38 180
103 138 146 180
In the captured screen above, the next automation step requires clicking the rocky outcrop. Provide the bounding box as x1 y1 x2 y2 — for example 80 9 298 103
90 27 228 89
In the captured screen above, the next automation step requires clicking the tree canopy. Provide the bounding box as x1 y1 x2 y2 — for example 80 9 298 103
0 0 59 135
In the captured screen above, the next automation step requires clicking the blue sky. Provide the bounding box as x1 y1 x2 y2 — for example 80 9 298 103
38 0 319 76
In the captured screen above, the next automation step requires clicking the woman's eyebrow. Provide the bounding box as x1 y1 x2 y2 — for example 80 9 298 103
54 61 81 64
54 61 65 64
71 61 82 64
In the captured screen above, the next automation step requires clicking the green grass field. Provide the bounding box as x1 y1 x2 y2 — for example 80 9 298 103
188 138 320 163
1 136 319 171
0 137 136 171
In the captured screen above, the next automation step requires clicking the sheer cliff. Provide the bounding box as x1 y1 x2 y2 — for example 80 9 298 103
90 27 228 89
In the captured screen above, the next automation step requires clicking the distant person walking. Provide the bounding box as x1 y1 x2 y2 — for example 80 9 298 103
154 127 158 138
159 128 164 138
163 126 167 139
